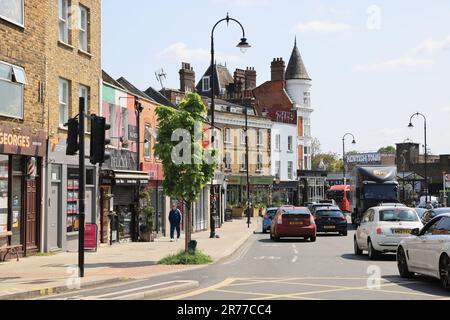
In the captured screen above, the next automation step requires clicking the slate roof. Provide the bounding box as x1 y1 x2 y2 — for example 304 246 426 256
144 86 175 107
285 39 311 81
116 77 156 102
196 63 234 96
102 70 125 89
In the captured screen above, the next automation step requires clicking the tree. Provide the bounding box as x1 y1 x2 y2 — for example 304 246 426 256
154 93 217 253
312 152 344 173
378 146 396 154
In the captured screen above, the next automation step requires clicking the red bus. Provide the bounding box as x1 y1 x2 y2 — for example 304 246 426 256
326 185 351 213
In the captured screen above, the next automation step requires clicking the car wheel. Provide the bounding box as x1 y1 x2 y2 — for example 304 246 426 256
439 255 450 291
397 247 414 279
368 239 380 260
262 228 267 234
354 237 363 256
274 236 280 242
310 236 317 242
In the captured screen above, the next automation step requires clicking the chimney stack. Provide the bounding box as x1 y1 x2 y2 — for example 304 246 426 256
179 62 195 92
271 58 285 82
234 68 246 93
244 67 257 90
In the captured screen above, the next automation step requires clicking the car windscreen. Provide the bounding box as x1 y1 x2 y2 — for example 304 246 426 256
435 209 450 215
379 209 418 222
315 210 344 218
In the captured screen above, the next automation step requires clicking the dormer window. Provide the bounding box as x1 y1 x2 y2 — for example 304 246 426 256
202 76 211 92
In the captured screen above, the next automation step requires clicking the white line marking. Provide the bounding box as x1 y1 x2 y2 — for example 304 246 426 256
292 256 298 263
93 281 194 299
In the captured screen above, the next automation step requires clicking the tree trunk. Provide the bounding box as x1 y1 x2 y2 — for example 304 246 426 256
185 201 191 254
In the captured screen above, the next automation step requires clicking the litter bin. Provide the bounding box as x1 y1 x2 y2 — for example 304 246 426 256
188 240 197 253
225 209 233 222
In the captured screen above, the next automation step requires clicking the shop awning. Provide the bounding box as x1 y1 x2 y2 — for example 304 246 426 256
114 171 150 185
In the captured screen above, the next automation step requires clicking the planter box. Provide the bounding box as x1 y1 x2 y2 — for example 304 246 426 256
140 231 157 242
232 207 245 219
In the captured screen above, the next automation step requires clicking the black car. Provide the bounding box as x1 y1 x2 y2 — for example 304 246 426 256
421 208 450 225
314 207 348 236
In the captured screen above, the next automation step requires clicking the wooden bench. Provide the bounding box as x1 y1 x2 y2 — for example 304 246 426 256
0 232 22 262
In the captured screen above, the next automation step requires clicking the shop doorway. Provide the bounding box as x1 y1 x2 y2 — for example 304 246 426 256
25 179 38 251
48 182 61 250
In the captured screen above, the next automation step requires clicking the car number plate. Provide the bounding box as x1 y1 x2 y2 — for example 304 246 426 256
290 221 304 226
324 226 335 229
394 229 411 235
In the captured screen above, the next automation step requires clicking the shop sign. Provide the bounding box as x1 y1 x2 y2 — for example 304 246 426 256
84 224 98 251
347 153 381 164
445 174 450 188
0 124 46 157
128 125 138 142
104 149 138 171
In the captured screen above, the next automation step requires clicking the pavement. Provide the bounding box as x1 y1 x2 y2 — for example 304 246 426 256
0 218 259 300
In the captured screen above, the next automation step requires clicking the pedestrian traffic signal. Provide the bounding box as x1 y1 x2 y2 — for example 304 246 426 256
66 118 79 156
90 115 111 165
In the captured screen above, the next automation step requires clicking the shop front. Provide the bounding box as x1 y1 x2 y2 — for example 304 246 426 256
0 124 46 256
273 181 299 206
99 148 149 243
45 138 99 252
298 170 328 205
143 162 166 237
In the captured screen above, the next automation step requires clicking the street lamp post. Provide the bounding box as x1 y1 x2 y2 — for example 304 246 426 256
342 133 356 186
209 13 250 238
408 112 428 203
244 106 251 229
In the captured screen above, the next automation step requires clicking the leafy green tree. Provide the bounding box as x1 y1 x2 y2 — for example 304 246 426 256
378 146 396 154
312 152 344 173
154 93 217 253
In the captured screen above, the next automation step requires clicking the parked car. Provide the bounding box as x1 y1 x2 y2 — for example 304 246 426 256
421 208 450 225
397 214 450 291
354 206 423 260
262 207 279 233
270 207 317 242
314 207 348 236
378 203 407 207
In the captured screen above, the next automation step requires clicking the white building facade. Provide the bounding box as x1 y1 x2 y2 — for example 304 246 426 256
271 122 298 182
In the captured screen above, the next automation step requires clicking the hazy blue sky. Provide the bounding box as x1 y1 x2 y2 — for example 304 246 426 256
102 0 450 156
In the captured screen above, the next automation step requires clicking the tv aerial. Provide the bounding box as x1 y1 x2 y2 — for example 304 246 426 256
155 68 167 90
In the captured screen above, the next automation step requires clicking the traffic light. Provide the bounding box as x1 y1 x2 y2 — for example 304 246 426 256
66 118 79 156
90 115 111 165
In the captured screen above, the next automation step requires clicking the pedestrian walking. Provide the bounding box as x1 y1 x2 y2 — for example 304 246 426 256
169 202 182 242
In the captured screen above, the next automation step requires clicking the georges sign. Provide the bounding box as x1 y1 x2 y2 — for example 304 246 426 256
347 153 381 164
0 124 46 157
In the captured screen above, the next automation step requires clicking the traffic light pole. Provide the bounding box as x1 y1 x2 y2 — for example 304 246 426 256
78 97 86 278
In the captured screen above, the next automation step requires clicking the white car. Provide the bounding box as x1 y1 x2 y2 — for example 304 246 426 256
397 214 450 291
354 206 423 260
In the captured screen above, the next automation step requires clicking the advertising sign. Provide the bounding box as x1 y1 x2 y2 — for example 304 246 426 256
445 174 450 189
347 153 381 164
84 224 98 251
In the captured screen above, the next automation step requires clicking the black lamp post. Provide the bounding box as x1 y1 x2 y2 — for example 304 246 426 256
408 112 428 203
244 106 251 229
209 13 250 238
342 133 356 185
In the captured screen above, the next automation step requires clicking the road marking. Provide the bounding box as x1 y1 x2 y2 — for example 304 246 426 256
253 256 281 260
222 239 253 265
93 281 195 299
165 278 235 300
292 256 298 263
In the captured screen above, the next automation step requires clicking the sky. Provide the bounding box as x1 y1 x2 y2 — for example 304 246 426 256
102 0 450 156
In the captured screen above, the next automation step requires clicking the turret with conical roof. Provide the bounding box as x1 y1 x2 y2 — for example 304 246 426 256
285 37 311 81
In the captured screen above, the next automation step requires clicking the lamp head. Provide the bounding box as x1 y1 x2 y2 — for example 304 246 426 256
352 139 356 145
237 38 251 53
408 122 414 129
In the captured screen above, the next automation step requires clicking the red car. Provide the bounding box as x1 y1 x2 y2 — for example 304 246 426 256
270 207 317 242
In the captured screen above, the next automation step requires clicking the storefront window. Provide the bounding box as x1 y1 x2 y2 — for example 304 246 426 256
0 155 8 233
11 175 22 245
67 168 79 233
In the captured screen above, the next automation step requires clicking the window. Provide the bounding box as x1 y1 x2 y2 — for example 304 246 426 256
144 124 151 158
304 92 311 107
59 0 70 44
275 161 281 178
303 118 311 138
257 154 263 172
424 218 443 236
257 130 263 146
288 136 293 152
288 161 293 180
79 85 90 132
175 96 181 106
0 0 24 26
78 5 89 52
121 107 129 144
108 103 116 144
0 155 8 234
202 76 211 92
275 134 281 151
67 168 80 233
0 61 26 119
59 78 70 127
241 129 246 145
224 152 231 170
224 128 231 144
240 153 247 171
303 146 312 170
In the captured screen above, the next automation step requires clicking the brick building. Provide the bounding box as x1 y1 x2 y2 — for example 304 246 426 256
43 0 102 252
0 0 48 256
